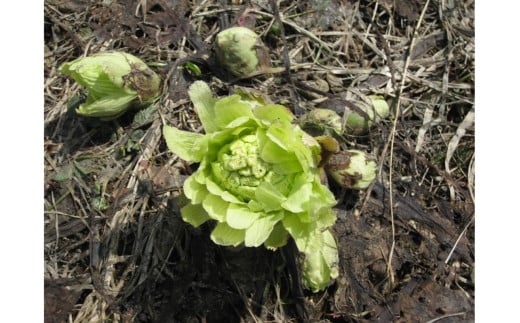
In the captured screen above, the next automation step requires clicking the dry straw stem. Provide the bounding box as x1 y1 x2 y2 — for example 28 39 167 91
444 107 474 200
384 0 431 287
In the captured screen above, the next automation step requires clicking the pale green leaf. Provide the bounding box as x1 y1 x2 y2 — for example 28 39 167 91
226 204 261 229
269 172 296 196
260 140 302 174
205 177 244 204
224 116 256 129
210 222 245 246
181 203 211 227
183 175 209 204
281 181 312 214
292 144 316 172
314 207 338 230
60 55 130 96
194 163 210 184
76 94 136 118
163 125 207 162
301 229 339 292
253 104 294 124
306 179 337 221
312 178 337 206
247 200 263 212
265 123 317 171
321 230 339 279
302 251 330 292
263 221 289 250
255 182 286 212
202 193 229 222
188 81 219 133
244 213 282 247
281 213 312 251
214 95 255 128
266 123 292 150
209 162 228 185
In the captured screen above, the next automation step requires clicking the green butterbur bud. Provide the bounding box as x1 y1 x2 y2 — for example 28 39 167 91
215 27 266 77
326 150 377 189
300 229 339 292
345 96 390 135
60 51 161 120
300 108 343 136
371 96 390 119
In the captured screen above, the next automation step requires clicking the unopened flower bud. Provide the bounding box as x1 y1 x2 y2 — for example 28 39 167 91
215 27 269 77
300 108 343 136
325 150 377 189
345 96 390 135
60 51 161 120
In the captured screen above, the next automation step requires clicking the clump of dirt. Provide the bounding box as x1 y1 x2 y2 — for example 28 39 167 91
44 0 474 322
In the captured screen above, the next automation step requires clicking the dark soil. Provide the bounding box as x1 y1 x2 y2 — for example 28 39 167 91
44 0 474 322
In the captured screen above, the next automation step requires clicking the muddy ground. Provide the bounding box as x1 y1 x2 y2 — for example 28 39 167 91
44 0 474 322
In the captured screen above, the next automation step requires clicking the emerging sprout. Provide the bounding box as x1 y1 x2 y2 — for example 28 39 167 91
300 108 343 136
300 229 339 293
163 81 338 291
325 150 377 189
344 96 390 135
215 27 269 77
60 51 161 120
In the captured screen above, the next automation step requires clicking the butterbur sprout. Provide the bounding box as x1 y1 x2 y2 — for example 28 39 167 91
300 229 339 293
344 96 390 135
300 108 344 136
60 51 161 120
215 26 270 77
326 149 377 190
163 81 339 291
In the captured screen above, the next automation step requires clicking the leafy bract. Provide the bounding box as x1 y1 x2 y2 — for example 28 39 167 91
214 95 255 128
211 222 245 246
187 81 219 133
254 182 286 212
253 104 294 124
180 203 210 227
264 222 289 249
163 126 208 162
244 213 283 247
76 94 137 118
300 229 339 292
163 81 339 292
226 204 261 229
